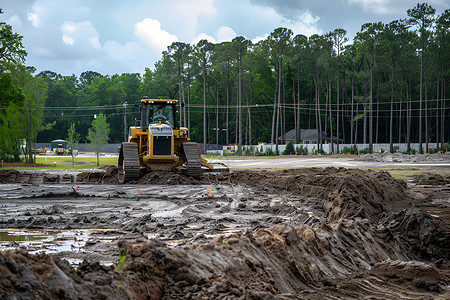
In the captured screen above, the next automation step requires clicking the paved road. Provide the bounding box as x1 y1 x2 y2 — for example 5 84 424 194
210 157 450 169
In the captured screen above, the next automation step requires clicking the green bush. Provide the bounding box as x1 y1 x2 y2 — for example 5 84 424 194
402 148 416 155
296 145 308 155
355 147 370 154
265 148 276 156
444 142 450 152
282 141 295 155
244 146 256 156
429 148 438 154
340 145 359 155
313 148 326 155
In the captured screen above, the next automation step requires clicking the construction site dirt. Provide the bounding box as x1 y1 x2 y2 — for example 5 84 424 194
0 161 449 299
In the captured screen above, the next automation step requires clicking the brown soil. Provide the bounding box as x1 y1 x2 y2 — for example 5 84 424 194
0 167 449 299
1 162 52 168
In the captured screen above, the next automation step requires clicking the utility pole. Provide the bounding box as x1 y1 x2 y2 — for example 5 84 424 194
123 102 127 142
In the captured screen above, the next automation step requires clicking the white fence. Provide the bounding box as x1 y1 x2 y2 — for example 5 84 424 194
210 143 443 156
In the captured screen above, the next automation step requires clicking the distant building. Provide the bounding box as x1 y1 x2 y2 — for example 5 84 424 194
279 129 344 144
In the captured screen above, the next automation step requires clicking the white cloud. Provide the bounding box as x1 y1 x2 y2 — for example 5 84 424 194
252 34 269 44
175 0 217 32
191 33 217 45
134 18 178 54
286 11 322 37
62 35 74 45
60 21 100 47
216 26 237 42
27 4 43 28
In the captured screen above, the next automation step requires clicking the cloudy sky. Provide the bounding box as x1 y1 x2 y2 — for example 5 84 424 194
2 0 448 76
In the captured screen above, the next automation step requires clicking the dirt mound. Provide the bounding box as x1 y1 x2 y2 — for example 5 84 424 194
76 166 119 184
0 169 20 183
414 173 450 185
206 168 407 223
1 162 51 168
0 169 67 184
139 171 202 185
358 151 450 163
1 216 448 299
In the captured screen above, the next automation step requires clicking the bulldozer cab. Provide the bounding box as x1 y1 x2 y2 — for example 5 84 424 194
140 99 178 130
149 104 174 126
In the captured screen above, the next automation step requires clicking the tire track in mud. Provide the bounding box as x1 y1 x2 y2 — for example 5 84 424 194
0 167 449 299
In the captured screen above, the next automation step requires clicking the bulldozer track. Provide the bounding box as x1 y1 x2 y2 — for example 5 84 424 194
118 142 140 183
182 142 202 177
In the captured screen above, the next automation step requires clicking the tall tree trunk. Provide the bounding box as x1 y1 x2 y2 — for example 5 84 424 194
351 77 354 145
282 72 286 145
216 73 219 150
436 71 439 149
425 76 429 152
355 99 359 145
238 59 243 155
363 80 367 145
187 70 191 138
419 30 424 154
275 55 282 155
271 91 276 144
226 70 230 145
376 78 379 144
336 58 340 153
390 62 395 153
441 75 445 150
369 64 374 153
329 79 334 154
324 85 328 134
407 78 412 152
297 63 301 144
247 88 252 146
293 77 297 143
315 78 322 150
236 79 238 145
203 66 207 154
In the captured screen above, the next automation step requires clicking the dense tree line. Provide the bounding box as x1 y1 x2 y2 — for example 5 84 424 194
1 3 449 161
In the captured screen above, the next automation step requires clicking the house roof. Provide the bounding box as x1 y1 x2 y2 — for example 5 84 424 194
280 129 344 142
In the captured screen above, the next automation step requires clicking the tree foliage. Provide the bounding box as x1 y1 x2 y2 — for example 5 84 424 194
18 3 448 154
87 113 110 166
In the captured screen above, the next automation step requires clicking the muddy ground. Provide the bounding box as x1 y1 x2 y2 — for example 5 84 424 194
0 165 449 299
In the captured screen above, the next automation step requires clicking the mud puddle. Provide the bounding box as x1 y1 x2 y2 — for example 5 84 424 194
0 228 118 265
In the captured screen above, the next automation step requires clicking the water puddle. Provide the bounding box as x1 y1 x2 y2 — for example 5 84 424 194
0 228 90 254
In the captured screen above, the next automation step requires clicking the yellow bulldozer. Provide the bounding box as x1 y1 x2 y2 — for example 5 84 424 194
118 98 227 183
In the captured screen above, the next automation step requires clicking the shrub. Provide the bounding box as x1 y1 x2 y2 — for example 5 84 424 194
340 145 359 155
265 148 276 156
313 148 326 155
296 145 308 155
244 146 256 156
282 141 295 155
402 148 416 155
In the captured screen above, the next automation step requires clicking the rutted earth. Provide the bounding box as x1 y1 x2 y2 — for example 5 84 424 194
0 166 449 299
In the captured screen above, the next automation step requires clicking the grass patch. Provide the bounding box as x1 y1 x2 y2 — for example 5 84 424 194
0 156 118 170
203 155 279 160
381 167 444 181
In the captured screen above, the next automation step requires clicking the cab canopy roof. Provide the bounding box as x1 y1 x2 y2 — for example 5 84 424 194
141 99 178 104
